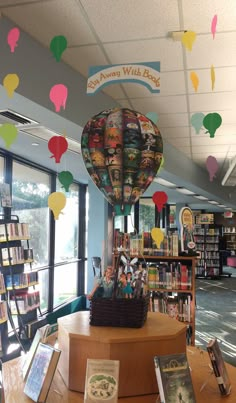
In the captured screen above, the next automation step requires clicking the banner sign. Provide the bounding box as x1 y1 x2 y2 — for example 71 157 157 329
87 62 160 95
179 206 196 254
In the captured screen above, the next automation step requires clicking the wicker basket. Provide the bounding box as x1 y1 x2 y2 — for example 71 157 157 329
89 294 150 328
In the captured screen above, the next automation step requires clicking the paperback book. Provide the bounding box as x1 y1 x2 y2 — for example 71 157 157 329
84 359 119 402
154 352 196 403
23 342 61 402
207 338 231 396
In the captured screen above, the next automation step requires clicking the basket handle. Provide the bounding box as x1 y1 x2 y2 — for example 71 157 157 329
112 251 124 299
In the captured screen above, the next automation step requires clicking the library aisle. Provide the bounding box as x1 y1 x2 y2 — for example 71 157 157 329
195 266 236 366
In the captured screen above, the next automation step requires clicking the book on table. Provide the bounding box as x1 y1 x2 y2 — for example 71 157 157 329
23 342 61 402
84 359 120 403
154 352 196 403
207 338 231 396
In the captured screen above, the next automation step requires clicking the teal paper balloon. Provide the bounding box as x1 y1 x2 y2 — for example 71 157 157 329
0 123 18 149
145 112 159 125
50 35 67 62
191 112 205 134
203 113 222 138
58 171 74 192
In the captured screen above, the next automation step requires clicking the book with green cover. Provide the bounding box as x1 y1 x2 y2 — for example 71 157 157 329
154 352 196 403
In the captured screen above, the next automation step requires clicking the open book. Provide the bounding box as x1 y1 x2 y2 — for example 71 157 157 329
23 342 61 402
207 338 231 396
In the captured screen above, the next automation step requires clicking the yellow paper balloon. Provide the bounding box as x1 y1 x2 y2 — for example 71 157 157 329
211 65 215 91
48 192 66 220
3 73 19 97
181 31 196 51
151 227 164 249
190 72 199 92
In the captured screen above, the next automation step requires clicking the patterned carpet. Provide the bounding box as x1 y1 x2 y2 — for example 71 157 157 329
195 266 236 367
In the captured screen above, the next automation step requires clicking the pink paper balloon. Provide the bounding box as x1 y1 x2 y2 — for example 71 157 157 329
7 27 20 53
211 15 217 39
49 84 68 112
206 155 219 181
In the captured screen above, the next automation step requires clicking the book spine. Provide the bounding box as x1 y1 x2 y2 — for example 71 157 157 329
207 346 228 395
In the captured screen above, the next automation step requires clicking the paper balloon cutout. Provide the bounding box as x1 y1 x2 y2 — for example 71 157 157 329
0 124 18 149
181 31 196 51
48 135 68 163
203 113 222 138
190 71 199 92
191 113 205 134
3 74 19 98
211 65 215 91
152 191 168 212
49 84 68 112
145 112 159 125
206 155 219 181
7 27 20 53
48 192 66 220
58 171 74 192
151 227 164 249
211 15 217 39
50 35 67 62
81 108 163 216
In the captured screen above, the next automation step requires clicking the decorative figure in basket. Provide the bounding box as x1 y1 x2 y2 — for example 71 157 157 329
123 271 133 299
120 254 138 274
117 272 127 298
132 272 145 298
88 266 114 299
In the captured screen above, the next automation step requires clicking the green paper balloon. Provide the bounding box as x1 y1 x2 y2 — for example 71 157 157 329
50 35 67 62
0 123 18 149
203 113 222 138
145 112 159 124
58 171 74 192
191 112 205 134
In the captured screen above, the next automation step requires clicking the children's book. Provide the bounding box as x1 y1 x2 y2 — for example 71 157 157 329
207 338 231 396
84 359 119 402
23 342 61 402
154 352 196 403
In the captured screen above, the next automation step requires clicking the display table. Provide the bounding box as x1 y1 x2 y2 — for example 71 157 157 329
2 347 236 402
57 310 187 397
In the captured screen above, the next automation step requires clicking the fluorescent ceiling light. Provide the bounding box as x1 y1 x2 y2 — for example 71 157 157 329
176 187 195 195
208 201 219 205
154 178 176 187
218 204 226 207
193 195 209 200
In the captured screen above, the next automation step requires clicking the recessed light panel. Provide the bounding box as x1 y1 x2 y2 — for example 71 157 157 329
194 195 208 200
176 187 195 195
154 178 176 187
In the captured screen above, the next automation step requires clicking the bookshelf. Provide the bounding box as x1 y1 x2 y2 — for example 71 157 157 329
0 215 39 352
223 226 236 251
194 225 221 278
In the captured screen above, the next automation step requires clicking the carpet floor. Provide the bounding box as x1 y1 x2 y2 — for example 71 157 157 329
195 266 236 367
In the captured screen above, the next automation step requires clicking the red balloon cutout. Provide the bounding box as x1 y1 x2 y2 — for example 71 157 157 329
48 136 68 163
152 191 168 212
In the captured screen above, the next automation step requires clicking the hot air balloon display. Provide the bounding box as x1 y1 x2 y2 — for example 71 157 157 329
81 108 163 215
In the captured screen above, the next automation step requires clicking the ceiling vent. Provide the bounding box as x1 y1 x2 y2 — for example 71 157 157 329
0 109 38 127
222 156 236 186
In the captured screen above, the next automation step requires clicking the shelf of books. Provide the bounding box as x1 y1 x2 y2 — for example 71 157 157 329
194 225 221 278
0 215 39 349
223 226 236 251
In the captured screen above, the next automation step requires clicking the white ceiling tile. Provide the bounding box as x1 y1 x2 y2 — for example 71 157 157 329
62 45 108 78
81 0 180 41
116 99 133 109
167 137 190 147
104 39 184 71
187 67 236 94
102 84 127 100
189 92 236 112
131 95 187 115
162 127 190 139
191 124 236 137
2 0 97 47
158 113 189 127
186 33 236 69
191 135 235 146
1 0 39 4
192 145 229 153
182 0 236 32
167 144 191 156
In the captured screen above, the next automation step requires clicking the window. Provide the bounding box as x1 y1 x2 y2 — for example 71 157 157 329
139 198 156 233
53 262 77 307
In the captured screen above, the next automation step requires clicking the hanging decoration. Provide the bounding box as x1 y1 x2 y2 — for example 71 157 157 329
81 108 163 216
48 192 66 220
152 191 168 212
203 113 222 138
0 124 18 149
7 27 20 53
191 113 205 134
58 171 74 192
206 155 219 182
190 71 199 92
211 15 217 39
211 65 215 90
3 73 19 98
151 227 164 249
145 112 159 125
48 135 68 163
50 35 67 62
49 84 68 112
181 31 196 51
